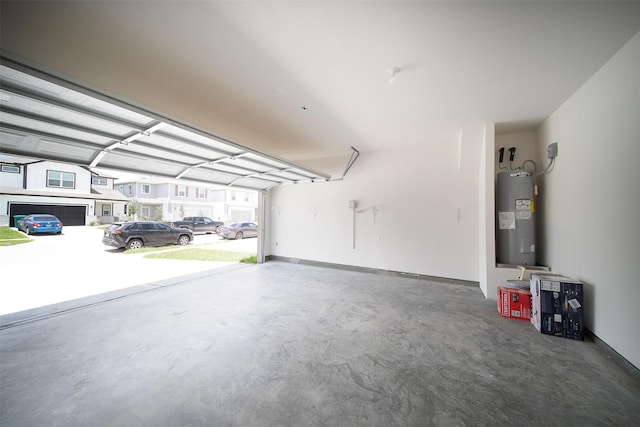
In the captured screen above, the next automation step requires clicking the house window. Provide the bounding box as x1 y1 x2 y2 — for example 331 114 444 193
1 164 20 173
92 177 107 185
244 193 249 202
102 205 111 216
178 185 186 197
197 188 206 199
142 184 150 194
47 170 75 189
231 191 236 201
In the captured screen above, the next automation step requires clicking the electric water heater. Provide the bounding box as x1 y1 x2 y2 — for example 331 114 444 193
496 171 535 265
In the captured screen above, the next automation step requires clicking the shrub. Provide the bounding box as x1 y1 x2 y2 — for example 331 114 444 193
240 255 257 264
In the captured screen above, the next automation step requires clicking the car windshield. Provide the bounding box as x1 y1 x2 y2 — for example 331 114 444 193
33 215 58 221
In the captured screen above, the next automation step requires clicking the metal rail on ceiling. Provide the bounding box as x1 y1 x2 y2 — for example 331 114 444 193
0 54 332 189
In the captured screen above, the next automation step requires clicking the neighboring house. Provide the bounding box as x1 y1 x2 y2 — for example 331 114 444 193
116 180 257 223
225 189 258 222
0 157 128 226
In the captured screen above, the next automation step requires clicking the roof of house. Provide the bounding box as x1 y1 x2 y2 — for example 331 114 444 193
0 187 129 202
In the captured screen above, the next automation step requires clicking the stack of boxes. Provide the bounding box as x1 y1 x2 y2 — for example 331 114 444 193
497 273 585 340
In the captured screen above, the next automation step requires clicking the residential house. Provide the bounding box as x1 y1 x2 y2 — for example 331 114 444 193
115 179 257 223
0 157 128 226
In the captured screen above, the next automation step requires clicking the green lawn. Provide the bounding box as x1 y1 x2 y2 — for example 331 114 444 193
0 227 32 246
0 227 256 262
143 248 256 263
122 245 183 254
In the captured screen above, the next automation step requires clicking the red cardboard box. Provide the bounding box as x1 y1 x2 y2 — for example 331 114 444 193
497 284 532 321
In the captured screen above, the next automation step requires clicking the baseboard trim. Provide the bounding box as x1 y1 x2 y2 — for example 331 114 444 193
586 329 640 385
265 255 479 287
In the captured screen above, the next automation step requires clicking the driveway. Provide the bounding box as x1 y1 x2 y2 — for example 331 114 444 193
0 226 257 315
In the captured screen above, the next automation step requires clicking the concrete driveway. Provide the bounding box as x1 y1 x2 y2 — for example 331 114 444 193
0 226 257 315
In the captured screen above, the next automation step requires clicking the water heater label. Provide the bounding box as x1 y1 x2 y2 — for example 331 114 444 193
515 199 533 211
499 211 516 230
515 199 533 220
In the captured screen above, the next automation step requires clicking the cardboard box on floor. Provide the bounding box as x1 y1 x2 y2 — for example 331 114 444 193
497 280 532 321
530 274 584 340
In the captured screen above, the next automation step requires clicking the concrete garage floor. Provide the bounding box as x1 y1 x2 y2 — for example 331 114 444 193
1 262 639 426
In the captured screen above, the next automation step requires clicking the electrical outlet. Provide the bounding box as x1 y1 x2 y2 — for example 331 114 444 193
547 142 558 159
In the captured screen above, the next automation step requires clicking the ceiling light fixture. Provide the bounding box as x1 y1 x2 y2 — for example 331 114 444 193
388 67 401 84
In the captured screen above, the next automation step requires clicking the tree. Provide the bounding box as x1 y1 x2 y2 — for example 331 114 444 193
127 199 140 220
154 206 163 221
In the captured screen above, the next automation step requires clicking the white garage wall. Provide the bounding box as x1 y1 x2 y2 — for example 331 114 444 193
267 125 484 282
537 31 640 368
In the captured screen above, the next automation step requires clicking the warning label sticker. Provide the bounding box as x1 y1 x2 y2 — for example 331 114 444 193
515 199 534 219
516 199 532 211
498 211 516 230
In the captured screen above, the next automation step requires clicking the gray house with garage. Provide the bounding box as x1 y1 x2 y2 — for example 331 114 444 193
0 156 128 226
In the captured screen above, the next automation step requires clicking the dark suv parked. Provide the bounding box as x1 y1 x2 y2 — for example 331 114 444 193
102 221 193 250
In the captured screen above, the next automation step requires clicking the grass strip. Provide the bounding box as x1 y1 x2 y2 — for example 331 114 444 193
0 227 27 239
144 248 255 262
123 245 183 254
0 239 32 247
240 255 257 264
0 227 32 246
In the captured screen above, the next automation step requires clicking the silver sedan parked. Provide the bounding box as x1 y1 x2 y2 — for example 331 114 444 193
217 222 258 240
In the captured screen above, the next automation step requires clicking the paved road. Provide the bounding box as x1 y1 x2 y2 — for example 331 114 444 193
0 226 257 315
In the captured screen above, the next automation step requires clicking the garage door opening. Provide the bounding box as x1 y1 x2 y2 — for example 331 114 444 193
9 204 86 226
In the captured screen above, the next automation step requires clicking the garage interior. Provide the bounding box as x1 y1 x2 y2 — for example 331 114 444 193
1 1 639 426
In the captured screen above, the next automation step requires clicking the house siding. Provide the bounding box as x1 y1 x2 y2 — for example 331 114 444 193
0 159 127 226
114 181 256 222
0 164 24 187
26 162 91 193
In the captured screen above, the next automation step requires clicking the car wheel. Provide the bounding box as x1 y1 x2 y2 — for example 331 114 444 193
127 239 143 250
25 227 30 235
178 235 190 246
235 231 243 240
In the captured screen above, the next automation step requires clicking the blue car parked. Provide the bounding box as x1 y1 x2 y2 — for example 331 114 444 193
17 214 63 235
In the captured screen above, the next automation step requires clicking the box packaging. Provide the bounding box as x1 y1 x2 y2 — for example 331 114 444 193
497 280 532 321
561 281 584 340
530 274 584 340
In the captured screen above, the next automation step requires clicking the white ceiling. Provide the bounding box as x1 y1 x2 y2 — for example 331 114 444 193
1 1 639 172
